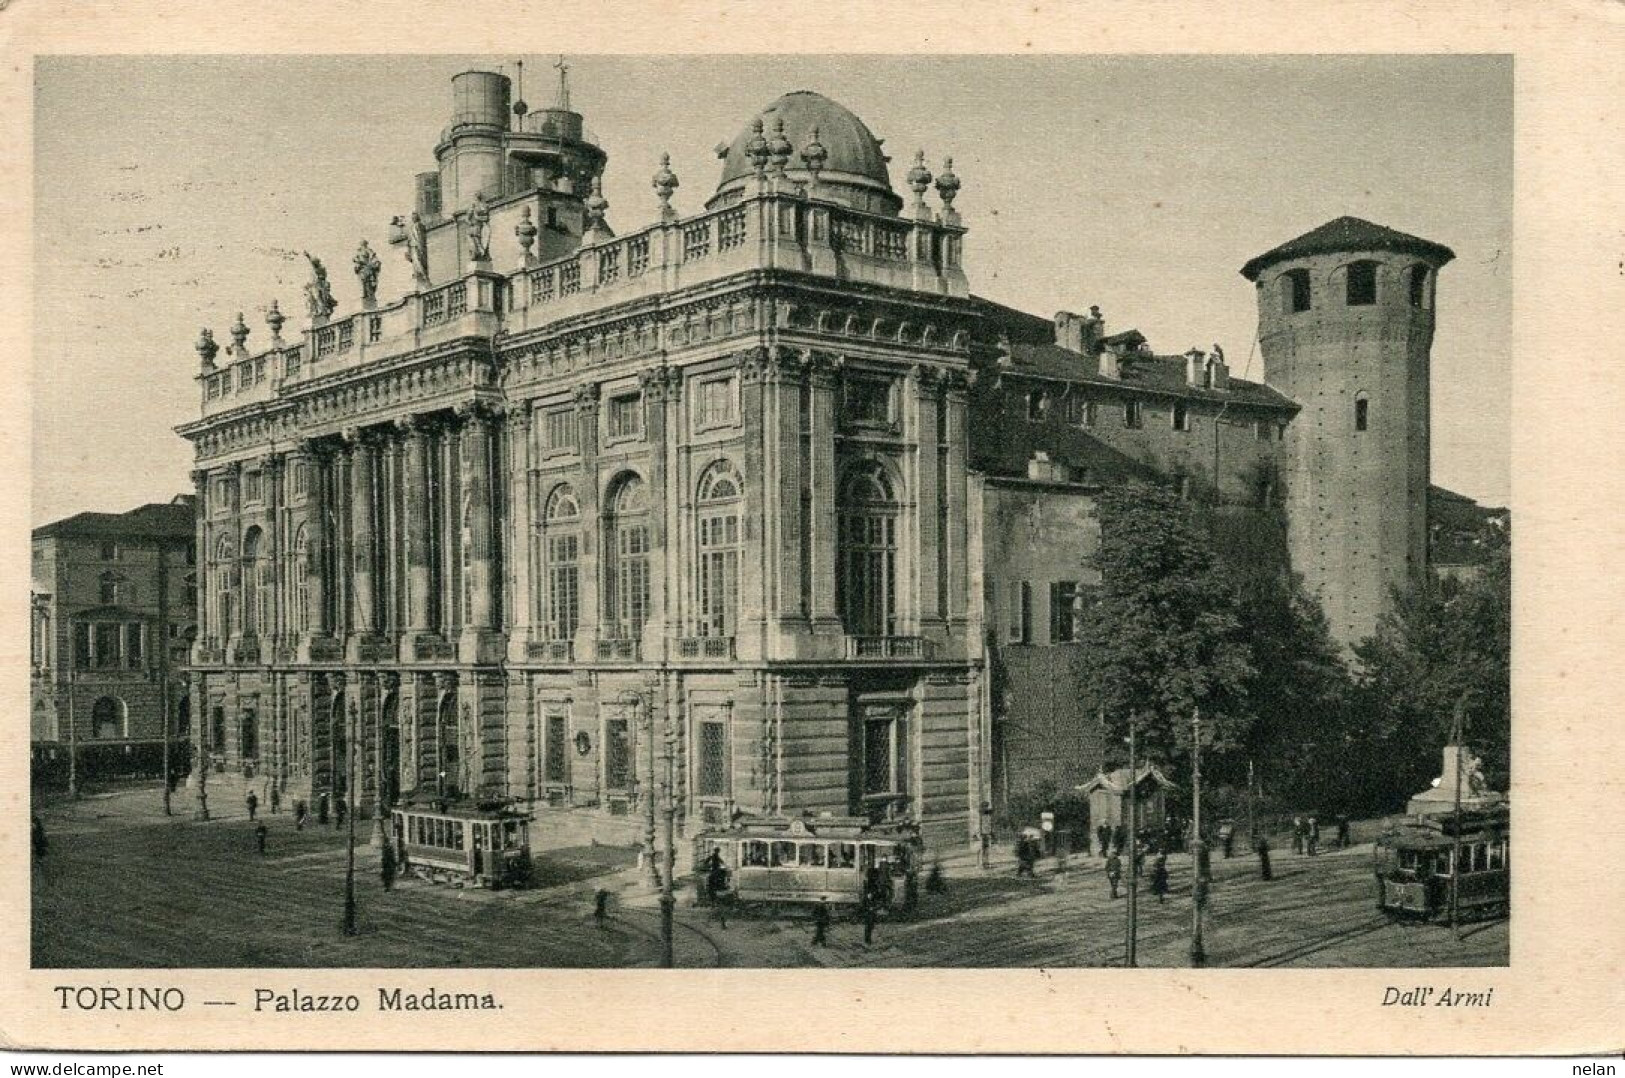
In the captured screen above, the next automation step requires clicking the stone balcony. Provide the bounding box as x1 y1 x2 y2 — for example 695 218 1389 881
846 635 933 660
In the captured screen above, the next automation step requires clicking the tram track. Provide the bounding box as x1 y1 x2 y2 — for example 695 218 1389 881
1243 916 1393 968
607 906 727 968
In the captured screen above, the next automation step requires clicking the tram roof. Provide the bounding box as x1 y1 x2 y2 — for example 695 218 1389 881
394 801 532 821
699 814 920 840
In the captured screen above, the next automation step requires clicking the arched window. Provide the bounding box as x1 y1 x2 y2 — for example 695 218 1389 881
604 475 650 639
214 536 235 638
695 461 743 638
542 484 581 640
1280 268 1311 314
837 462 900 637
91 696 126 740
291 525 309 634
1407 264 1430 309
242 526 266 637
1345 260 1379 306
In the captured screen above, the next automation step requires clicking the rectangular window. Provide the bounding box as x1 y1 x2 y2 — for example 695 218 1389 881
1008 581 1032 644
99 575 122 605
614 525 651 635
1051 581 1081 643
1026 390 1048 421
1355 398 1369 432
696 512 740 637
100 542 120 561
606 393 643 440
1066 395 1094 427
543 408 577 452
94 622 122 668
1172 401 1190 432
844 377 892 426
244 471 263 503
604 717 632 790
697 719 728 798
693 377 738 428
545 712 568 784
1346 261 1378 306
125 623 144 668
862 706 907 798
292 463 309 497
73 622 92 668
1123 400 1143 429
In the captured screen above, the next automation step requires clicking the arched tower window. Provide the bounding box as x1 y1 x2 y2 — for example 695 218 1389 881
837 462 901 637
1407 264 1430 309
1355 392 1370 432
1280 268 1311 314
242 526 266 637
542 483 581 640
1345 260 1379 306
214 535 235 638
291 525 309 633
695 461 743 638
604 474 650 640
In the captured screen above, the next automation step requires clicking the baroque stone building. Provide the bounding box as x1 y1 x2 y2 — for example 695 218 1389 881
178 68 1453 840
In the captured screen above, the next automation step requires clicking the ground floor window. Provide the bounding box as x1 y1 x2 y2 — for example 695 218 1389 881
544 712 568 784
696 718 728 798
604 717 631 790
859 703 909 803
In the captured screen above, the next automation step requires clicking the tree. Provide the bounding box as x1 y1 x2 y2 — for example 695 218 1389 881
1079 481 1256 772
1354 547 1511 797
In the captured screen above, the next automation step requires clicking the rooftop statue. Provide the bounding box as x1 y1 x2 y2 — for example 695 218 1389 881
302 252 337 322
404 212 430 286
468 193 492 263
353 239 381 306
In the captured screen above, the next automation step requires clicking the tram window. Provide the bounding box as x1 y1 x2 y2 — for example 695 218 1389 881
504 821 520 848
770 841 797 867
1487 842 1505 870
831 843 857 869
742 841 769 867
456 823 466 849
798 843 827 867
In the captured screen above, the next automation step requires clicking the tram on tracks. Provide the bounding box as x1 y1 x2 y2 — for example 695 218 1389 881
391 800 534 889
694 814 923 914
1373 805 1509 921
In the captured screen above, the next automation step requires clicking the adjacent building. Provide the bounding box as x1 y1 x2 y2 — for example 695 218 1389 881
31 498 197 783
176 68 1457 842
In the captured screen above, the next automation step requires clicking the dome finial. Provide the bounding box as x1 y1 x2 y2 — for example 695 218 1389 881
935 155 961 223
767 116 793 176
265 300 285 344
800 125 828 195
229 311 250 353
906 149 934 220
583 173 611 242
514 205 538 264
745 116 769 178
195 327 219 370
653 152 680 222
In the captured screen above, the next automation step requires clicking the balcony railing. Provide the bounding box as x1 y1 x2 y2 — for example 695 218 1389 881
846 635 932 660
594 638 641 663
527 639 574 663
677 636 735 661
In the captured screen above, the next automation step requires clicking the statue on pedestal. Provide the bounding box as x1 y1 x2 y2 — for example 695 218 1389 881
404 211 430 286
468 193 491 263
302 252 337 322
353 239 381 307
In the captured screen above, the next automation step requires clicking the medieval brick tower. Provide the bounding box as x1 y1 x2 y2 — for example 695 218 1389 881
1243 217 1455 650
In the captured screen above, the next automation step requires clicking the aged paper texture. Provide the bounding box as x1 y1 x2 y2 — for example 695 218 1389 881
2 0 1622 1056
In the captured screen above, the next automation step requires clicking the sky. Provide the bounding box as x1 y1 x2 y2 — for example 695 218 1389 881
32 54 1512 525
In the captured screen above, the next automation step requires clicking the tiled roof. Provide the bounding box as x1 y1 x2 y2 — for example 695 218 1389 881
33 500 195 541
1240 216 1455 281
1003 343 1299 411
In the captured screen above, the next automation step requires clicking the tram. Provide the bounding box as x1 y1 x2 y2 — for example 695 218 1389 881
391 800 534 889
694 814 923 914
1373 806 1509 921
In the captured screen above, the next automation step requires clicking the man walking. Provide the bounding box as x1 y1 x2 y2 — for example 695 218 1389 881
380 841 397 891
1097 824 1111 859
593 888 612 930
1255 834 1273 881
269 783 282 815
1337 815 1352 850
862 899 878 946
1150 853 1170 903
254 822 268 856
294 798 308 831
1307 817 1320 857
1291 815 1304 854
1106 849 1122 899
245 789 258 822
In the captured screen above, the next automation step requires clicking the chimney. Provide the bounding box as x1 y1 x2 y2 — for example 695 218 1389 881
1185 348 1206 387
1083 305 1105 354
1054 311 1085 353
1208 355 1230 391
1027 450 1058 482
1098 348 1119 380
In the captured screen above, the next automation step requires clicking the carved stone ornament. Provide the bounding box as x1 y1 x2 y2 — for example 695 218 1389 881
195 328 219 368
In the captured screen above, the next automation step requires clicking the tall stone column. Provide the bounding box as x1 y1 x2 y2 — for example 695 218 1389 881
738 348 769 649
344 427 377 649
769 347 808 633
223 461 244 643
943 370 972 630
456 401 502 661
261 452 284 644
397 416 434 643
301 440 332 642
807 353 843 636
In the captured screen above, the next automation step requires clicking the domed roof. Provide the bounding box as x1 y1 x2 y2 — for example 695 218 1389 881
1240 216 1455 281
710 91 901 215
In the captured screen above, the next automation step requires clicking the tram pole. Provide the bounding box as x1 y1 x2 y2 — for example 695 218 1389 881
1190 708 1206 968
660 712 677 969
343 697 358 937
641 690 660 891
1450 696 1466 942
66 636 79 800
1125 718 1138 968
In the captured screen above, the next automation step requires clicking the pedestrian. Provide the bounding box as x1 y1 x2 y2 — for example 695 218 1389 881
1255 834 1273 881
380 842 397 891
1307 817 1320 857
335 796 347 828
1150 853 1169 903
1220 822 1236 860
1097 824 1111 859
245 789 258 821
926 860 947 895
1013 836 1031 877
294 798 308 831
1113 823 1127 855
593 888 612 929
1337 815 1352 850
270 783 282 815
711 889 730 930
862 899 878 946
317 792 330 826
254 822 268 855
31 815 48 859
1105 850 1122 899
1291 815 1304 854
811 897 831 947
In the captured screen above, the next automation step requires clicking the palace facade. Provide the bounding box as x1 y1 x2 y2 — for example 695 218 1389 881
177 68 1453 843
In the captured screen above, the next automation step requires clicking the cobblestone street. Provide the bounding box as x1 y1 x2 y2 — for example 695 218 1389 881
34 787 1505 970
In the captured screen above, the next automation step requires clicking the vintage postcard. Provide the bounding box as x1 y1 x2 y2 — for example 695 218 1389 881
4 0 1622 1057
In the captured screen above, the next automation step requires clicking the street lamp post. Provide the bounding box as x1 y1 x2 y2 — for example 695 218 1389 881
342 698 359 937
1125 718 1138 968
65 633 79 800
660 712 677 969
1449 695 1467 942
1190 708 1207 968
641 692 660 891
